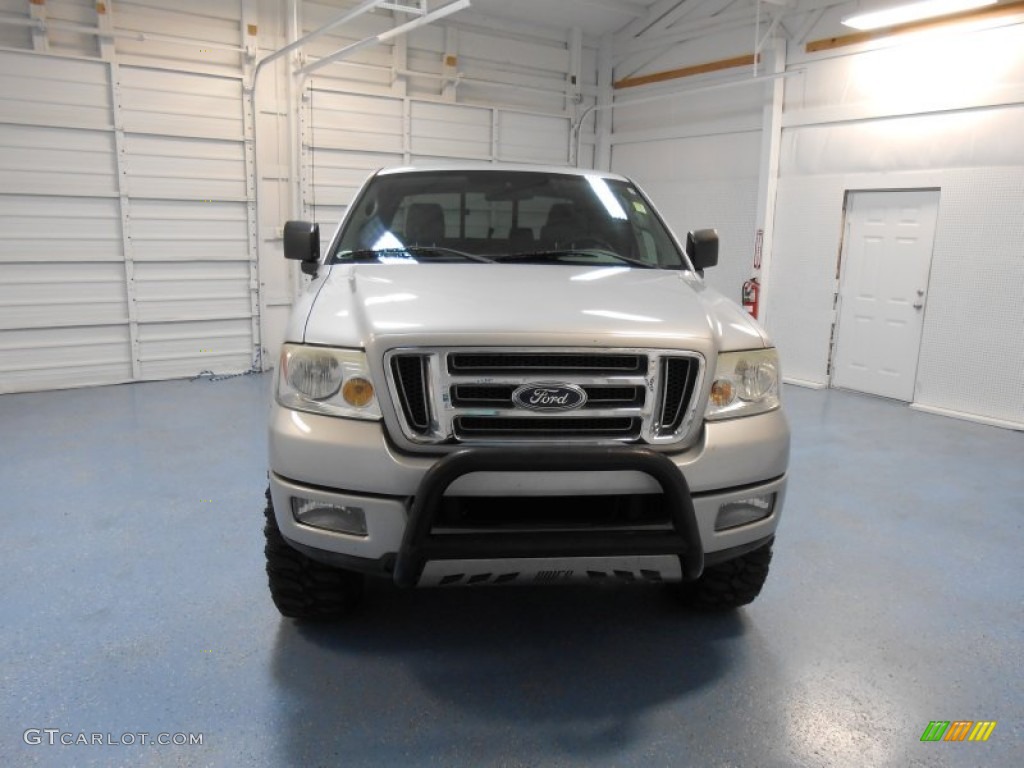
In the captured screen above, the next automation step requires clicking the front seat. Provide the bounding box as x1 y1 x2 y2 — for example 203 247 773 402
540 203 580 248
405 203 446 245
508 226 534 253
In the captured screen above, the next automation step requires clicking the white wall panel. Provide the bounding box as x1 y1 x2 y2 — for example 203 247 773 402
0 50 111 129
118 67 244 140
0 48 130 393
459 29 570 75
497 112 569 165
113 0 242 72
780 108 1024 176
612 132 761 305
0 196 122 263
123 134 248 200
133 261 252 323
0 326 132 392
914 168 1024 425
787 23 1024 122
0 0 30 50
307 90 404 153
0 261 129 330
763 178 844 386
409 101 491 159
136 318 253 380
128 200 250 261
47 0 100 57
0 124 117 197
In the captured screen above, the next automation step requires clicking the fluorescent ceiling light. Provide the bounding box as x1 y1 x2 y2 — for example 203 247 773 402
842 0 997 30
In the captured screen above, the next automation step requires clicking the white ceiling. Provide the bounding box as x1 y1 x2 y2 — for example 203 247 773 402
456 0 852 46
464 0 670 38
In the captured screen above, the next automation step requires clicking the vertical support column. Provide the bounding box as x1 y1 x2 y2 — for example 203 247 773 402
283 0 303 300
299 83 313 223
98 1 141 380
30 0 49 52
402 97 411 164
491 108 499 163
391 12 407 98
442 27 457 101
567 26 582 111
753 37 786 326
395 13 411 166
242 0 265 370
594 33 613 172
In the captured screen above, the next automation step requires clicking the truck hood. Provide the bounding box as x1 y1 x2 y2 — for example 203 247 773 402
297 263 767 353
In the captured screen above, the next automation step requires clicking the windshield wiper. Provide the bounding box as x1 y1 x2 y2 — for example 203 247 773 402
493 249 656 269
336 247 494 264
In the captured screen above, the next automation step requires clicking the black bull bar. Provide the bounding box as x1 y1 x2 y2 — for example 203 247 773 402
393 446 704 588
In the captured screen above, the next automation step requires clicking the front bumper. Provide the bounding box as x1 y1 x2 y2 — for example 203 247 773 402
268 404 789 584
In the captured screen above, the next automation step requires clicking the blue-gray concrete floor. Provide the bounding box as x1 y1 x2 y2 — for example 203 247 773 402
1 375 1020 767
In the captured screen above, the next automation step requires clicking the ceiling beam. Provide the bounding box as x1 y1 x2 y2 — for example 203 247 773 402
615 0 688 40
568 0 649 18
615 52 759 88
614 7 755 59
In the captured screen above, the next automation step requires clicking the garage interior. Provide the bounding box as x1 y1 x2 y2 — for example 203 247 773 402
1 0 1021 766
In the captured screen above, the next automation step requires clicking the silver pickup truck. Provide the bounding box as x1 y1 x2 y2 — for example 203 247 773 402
265 164 789 619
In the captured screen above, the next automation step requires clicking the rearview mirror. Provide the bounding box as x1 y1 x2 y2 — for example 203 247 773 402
284 221 321 276
687 229 718 276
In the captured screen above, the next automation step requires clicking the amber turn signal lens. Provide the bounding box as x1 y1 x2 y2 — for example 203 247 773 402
710 379 735 407
341 377 375 407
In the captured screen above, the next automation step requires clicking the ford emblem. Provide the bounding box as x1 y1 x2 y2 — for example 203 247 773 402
511 383 588 412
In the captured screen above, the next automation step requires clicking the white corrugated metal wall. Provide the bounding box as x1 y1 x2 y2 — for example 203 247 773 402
0 0 586 393
0 0 258 393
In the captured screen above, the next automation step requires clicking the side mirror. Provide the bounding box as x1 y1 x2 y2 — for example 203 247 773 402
284 221 321 276
687 229 719 277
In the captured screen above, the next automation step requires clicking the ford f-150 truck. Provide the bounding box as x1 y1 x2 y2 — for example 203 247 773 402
265 164 789 619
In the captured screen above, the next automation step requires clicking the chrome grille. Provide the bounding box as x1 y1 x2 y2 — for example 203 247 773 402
448 353 645 374
658 357 700 435
451 384 644 410
384 348 704 447
390 355 431 434
454 416 641 439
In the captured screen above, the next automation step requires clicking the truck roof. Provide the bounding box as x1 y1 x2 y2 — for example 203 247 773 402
375 162 631 182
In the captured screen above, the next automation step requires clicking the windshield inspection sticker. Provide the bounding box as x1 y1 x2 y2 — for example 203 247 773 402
633 201 647 214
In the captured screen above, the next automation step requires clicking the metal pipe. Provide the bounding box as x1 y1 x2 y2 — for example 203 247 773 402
253 0 385 80
0 14 246 52
298 0 470 77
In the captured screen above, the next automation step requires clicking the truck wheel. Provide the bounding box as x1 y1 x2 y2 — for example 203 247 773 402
674 540 773 611
263 488 364 620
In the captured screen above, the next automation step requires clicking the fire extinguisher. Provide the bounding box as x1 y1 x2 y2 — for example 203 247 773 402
742 277 760 318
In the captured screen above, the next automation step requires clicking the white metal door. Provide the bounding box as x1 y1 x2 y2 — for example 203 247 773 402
832 189 939 401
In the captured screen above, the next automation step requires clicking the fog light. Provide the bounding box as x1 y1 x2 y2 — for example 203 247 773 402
291 497 368 536
715 493 774 531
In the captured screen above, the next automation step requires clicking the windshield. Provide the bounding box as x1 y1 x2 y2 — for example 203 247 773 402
329 170 688 269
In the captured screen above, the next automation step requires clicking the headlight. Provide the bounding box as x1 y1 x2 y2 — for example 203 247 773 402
705 348 780 420
277 344 382 420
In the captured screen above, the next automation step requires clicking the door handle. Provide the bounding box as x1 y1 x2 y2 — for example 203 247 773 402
913 301 924 310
